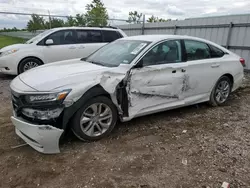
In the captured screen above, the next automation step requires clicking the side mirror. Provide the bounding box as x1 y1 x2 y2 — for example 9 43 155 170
134 59 143 68
45 39 54 45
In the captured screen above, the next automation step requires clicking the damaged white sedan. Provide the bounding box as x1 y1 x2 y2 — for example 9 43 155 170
10 35 244 154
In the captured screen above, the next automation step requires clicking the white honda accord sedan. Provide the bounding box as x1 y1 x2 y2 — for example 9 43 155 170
10 35 244 154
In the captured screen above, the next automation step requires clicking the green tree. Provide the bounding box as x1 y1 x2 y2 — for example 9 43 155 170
147 15 158 23
158 18 171 22
75 14 86 26
147 15 171 23
27 14 45 32
127 11 142 24
46 17 65 28
65 16 77 26
85 0 109 26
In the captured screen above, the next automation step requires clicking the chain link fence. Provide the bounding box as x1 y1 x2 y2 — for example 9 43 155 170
0 11 131 39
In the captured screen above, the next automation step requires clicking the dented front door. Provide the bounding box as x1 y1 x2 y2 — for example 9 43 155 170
127 39 188 118
128 63 188 118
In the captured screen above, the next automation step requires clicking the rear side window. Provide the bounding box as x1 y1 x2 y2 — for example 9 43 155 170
184 40 211 61
76 30 102 43
209 45 225 58
47 30 76 45
102 30 121 42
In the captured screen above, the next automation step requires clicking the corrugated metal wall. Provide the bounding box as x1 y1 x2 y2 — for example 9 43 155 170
119 14 250 69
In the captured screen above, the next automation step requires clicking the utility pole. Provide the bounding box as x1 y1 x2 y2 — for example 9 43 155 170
142 14 145 35
48 10 51 29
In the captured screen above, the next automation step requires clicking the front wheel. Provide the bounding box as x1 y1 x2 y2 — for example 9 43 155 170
209 76 232 106
18 58 43 74
71 96 118 141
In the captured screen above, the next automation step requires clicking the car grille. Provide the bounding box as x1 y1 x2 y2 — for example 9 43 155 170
11 92 23 116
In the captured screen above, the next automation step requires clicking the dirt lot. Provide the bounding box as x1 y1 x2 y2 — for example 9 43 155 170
0 73 250 188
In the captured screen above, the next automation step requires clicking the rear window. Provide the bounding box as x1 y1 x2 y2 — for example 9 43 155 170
102 30 121 42
209 45 225 58
76 30 102 43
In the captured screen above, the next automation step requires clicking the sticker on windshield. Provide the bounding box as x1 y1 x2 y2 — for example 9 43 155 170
130 43 147 55
123 60 129 64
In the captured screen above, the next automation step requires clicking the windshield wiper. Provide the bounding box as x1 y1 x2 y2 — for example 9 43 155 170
89 61 105 66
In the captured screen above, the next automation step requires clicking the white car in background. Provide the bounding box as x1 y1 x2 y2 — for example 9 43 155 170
0 27 127 75
10 35 244 154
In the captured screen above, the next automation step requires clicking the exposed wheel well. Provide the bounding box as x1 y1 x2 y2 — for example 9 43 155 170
62 85 113 130
222 73 234 88
18 56 44 74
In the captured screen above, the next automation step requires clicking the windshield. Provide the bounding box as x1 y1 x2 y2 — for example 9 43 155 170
25 29 54 44
85 40 150 67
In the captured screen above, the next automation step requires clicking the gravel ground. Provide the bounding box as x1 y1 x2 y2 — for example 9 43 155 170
0 73 250 188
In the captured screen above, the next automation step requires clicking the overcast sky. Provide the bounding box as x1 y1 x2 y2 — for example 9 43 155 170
0 0 250 29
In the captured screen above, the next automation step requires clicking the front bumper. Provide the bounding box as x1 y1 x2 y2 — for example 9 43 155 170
11 116 64 154
0 55 19 75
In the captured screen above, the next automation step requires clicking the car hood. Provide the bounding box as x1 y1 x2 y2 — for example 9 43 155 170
0 43 32 52
18 59 125 91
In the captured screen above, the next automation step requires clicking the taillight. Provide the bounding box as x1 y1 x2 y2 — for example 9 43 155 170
240 58 246 67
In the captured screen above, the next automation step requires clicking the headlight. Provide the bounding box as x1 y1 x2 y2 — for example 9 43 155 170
22 108 64 120
0 49 19 57
25 89 71 103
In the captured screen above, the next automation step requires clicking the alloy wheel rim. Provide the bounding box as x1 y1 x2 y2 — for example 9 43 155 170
23 62 39 72
215 80 230 103
80 103 113 137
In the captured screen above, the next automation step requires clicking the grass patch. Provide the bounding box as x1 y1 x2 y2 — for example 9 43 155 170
0 35 26 49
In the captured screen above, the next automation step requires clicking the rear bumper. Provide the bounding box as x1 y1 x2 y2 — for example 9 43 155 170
11 116 64 154
232 72 244 91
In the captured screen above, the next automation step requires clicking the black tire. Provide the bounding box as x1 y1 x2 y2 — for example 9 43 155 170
71 96 118 141
209 76 232 106
18 57 43 74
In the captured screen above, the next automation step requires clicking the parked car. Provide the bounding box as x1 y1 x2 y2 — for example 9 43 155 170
10 35 244 154
0 27 127 75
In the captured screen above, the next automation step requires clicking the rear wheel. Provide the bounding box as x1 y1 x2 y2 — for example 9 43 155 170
209 76 232 106
71 96 118 141
18 58 43 74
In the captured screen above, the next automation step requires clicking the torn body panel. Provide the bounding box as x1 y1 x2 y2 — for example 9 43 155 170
125 65 191 119
99 64 131 115
11 116 63 154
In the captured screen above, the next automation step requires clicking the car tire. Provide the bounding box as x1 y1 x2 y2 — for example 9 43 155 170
71 96 118 141
209 76 232 106
18 58 43 74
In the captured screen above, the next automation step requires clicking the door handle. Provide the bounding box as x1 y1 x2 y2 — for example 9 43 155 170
79 45 85 49
69 46 76 49
172 70 176 73
211 63 220 68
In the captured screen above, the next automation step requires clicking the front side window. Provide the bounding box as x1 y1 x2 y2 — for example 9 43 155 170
47 30 75 45
209 45 225 58
142 40 182 66
85 40 150 67
184 40 211 61
26 29 54 44
102 30 121 42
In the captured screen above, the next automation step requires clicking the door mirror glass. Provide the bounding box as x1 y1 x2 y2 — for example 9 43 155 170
45 39 54 45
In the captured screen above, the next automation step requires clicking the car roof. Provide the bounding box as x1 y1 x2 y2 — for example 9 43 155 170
52 27 120 31
119 34 211 43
